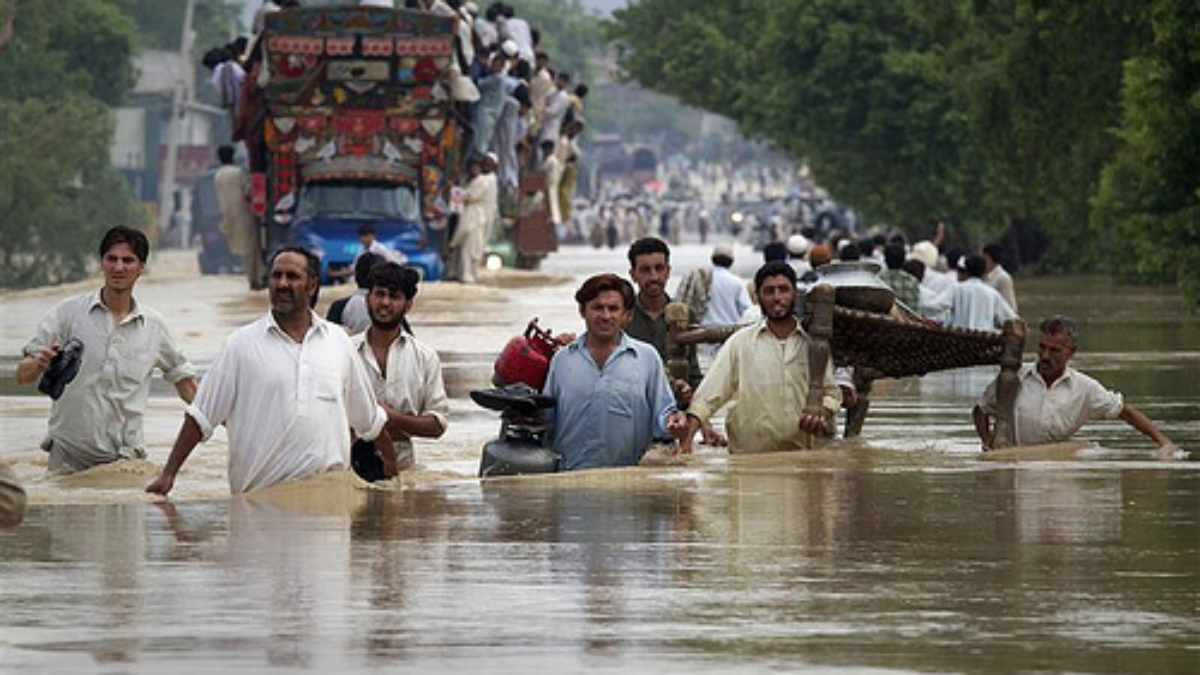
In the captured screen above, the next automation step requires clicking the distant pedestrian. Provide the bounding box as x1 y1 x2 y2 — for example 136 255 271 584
213 145 263 290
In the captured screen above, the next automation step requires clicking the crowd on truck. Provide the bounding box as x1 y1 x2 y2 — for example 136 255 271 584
199 0 589 288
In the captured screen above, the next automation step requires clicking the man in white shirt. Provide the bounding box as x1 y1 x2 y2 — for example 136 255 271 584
973 315 1175 452
982 242 1018 313
17 226 197 474
352 263 449 478
147 247 388 496
702 243 751 327
947 254 1017 332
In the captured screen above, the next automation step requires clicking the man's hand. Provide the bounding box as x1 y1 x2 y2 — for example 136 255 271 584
700 421 726 447
15 342 59 385
672 379 693 409
798 410 833 436
376 429 398 478
145 472 175 497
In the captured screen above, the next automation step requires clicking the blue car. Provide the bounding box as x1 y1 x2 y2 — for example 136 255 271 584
286 182 444 284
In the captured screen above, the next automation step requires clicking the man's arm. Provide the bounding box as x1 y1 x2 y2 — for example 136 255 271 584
146 415 204 496
1118 404 1173 448
385 407 446 440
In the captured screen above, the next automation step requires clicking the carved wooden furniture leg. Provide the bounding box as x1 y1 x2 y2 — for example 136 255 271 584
803 284 835 449
991 318 1027 449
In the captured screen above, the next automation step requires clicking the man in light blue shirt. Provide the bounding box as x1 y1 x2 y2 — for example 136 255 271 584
543 273 687 470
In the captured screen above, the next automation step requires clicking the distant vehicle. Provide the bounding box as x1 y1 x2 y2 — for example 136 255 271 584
290 182 442 283
192 168 243 275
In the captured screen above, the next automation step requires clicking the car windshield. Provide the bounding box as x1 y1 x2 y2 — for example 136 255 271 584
297 183 420 221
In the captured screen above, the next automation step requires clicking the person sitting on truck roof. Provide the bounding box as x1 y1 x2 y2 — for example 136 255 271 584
354 223 405 268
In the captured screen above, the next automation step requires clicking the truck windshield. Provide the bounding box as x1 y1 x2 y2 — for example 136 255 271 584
297 183 420 221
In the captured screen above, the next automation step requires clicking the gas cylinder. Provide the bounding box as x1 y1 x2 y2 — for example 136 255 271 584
492 319 560 390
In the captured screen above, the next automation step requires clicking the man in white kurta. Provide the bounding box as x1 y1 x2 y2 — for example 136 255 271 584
451 156 498 283
214 145 262 290
353 263 449 471
147 248 387 496
680 262 842 454
947 254 1017 331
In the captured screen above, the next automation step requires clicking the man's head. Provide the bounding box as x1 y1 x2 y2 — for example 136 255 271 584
358 223 377 248
1037 315 1079 383
884 242 906 270
555 71 571 89
838 242 862 262
902 258 925 282
268 246 320 319
961 254 986 279
354 251 383 290
367 262 420 332
910 240 939 269
711 243 734 268
627 237 671 302
808 244 832 268
99 226 150 294
754 261 797 321
983 243 1005 271
786 234 810 259
575 273 634 343
217 145 236 165
762 241 788 263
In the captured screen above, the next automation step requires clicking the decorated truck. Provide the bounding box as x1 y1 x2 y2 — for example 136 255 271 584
252 6 465 282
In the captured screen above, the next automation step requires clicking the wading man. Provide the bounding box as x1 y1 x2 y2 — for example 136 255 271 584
973 315 1176 453
625 237 724 447
146 247 387 496
352 262 449 478
679 261 841 454
542 273 687 470
17 226 197 473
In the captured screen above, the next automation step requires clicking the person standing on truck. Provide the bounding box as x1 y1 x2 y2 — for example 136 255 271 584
214 145 263 290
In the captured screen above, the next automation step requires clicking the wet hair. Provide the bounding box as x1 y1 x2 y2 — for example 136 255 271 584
754 260 797 294
711 252 734 268
574 84 589 98
627 237 670 268
368 261 420 299
983 242 1005 265
1040 315 1079 347
884 242 906 270
762 241 788 263
270 245 319 282
902 258 925 282
354 252 384 289
217 145 235 164
962 253 986 278
575 273 634 311
357 222 376 237
839 242 862 262
99 226 150 263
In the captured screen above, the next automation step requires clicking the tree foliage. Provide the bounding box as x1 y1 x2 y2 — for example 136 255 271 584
608 0 1200 302
0 0 143 288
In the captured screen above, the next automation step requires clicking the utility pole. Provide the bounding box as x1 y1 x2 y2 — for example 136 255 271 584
157 0 197 247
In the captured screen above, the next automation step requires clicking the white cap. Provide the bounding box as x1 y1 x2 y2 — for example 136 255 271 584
501 39 519 57
786 234 810 256
910 240 938 268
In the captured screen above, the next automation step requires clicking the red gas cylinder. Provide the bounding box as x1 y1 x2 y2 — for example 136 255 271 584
493 319 560 390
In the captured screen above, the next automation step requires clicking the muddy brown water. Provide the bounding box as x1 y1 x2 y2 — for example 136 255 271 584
1 244 1197 673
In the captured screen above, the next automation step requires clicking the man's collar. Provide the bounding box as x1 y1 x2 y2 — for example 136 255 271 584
571 331 635 353
89 288 142 320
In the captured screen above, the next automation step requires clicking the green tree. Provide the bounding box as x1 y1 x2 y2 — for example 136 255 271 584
0 0 144 288
1093 0 1200 304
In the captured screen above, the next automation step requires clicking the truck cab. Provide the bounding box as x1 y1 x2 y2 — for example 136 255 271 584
291 181 443 283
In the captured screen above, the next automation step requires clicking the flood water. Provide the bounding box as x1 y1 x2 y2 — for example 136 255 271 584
2 244 1198 673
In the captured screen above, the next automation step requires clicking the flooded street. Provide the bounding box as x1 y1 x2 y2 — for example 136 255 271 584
1 243 1198 673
